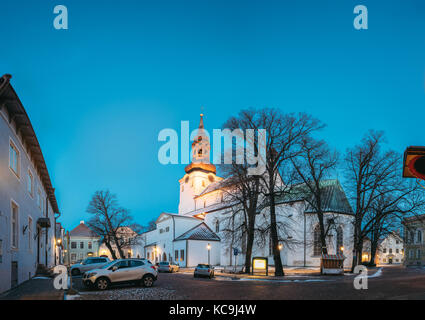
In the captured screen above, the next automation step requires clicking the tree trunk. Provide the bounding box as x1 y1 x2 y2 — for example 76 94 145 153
269 191 284 276
244 226 255 273
105 241 117 260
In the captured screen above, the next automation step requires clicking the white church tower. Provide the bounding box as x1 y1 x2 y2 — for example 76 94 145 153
178 114 220 215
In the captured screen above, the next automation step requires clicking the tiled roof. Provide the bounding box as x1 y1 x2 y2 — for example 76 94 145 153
274 179 354 215
174 223 220 242
70 223 99 238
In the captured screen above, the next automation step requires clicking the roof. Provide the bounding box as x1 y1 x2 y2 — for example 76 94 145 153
322 254 345 260
70 223 99 238
0 74 59 213
274 179 354 215
174 223 220 242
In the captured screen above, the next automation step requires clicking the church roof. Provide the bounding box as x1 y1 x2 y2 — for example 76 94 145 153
274 179 354 215
174 223 220 242
70 222 99 238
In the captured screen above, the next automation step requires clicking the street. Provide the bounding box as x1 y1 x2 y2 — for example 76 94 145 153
69 266 425 300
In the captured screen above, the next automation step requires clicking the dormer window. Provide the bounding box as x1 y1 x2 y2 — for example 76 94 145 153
198 149 203 156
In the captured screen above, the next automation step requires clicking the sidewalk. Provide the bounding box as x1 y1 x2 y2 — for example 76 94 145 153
179 266 324 280
0 277 64 300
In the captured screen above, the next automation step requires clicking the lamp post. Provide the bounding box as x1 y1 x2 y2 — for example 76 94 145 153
207 243 211 265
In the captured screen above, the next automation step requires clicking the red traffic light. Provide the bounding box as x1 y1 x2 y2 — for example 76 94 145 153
403 146 425 180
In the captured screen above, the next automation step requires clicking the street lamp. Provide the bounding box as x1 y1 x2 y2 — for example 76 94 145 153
207 243 211 265
278 244 283 251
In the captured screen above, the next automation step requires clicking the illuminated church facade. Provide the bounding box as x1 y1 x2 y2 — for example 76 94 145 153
142 114 355 269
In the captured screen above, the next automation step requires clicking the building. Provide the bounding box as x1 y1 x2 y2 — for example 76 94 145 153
64 221 100 264
403 215 425 266
377 231 404 265
98 226 145 260
141 114 355 269
0 74 60 293
55 222 65 265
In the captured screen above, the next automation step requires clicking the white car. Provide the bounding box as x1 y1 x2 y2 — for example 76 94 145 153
83 258 158 290
71 257 110 276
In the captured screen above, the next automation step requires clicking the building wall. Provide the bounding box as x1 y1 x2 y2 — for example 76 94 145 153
377 234 404 264
404 223 425 266
63 237 100 264
187 240 220 267
0 106 56 293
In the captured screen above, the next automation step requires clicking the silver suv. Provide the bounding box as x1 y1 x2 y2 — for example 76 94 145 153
71 257 110 276
83 258 158 290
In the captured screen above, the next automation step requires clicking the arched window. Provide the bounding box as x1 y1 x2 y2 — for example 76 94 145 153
336 226 344 254
418 230 422 244
313 225 321 256
163 252 167 261
215 220 220 233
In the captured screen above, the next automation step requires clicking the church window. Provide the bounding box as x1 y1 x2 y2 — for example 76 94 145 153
166 226 169 232
313 225 321 256
215 220 220 233
417 230 422 244
175 250 178 260
203 201 206 208
336 226 343 254
202 180 205 187
163 252 167 261
180 249 185 261
208 175 214 182
185 176 189 183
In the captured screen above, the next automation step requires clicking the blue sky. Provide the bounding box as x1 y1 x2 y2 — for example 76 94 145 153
1 0 424 230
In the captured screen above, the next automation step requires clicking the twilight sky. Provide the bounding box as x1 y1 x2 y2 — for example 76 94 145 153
1 0 424 230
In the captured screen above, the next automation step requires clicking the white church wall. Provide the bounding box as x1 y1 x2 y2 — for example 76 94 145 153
187 240 220 267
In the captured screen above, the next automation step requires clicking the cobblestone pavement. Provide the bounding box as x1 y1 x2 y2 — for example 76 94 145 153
70 276 184 300
0 277 64 300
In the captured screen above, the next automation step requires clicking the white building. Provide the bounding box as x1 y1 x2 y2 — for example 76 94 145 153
377 231 404 265
98 226 145 260
64 221 100 264
141 114 354 269
0 74 60 293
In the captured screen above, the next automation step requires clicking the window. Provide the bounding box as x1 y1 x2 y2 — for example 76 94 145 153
71 253 77 262
336 226 343 254
202 180 205 187
418 231 422 244
396 248 399 254
88 242 92 249
9 141 19 176
409 250 414 259
313 225 321 256
417 249 421 259
383 248 387 253
180 249 184 261
160 229 164 234
166 227 169 232
27 171 34 196
28 216 33 251
175 250 178 261
181 186 184 192
130 260 143 267
203 201 206 208
37 189 43 211
11 202 19 248
71 242 76 249
147 252 150 260
389 248 393 254
215 220 220 233
80 242 84 249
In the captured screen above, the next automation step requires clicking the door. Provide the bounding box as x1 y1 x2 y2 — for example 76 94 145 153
11 261 18 288
109 260 131 282
389 257 393 264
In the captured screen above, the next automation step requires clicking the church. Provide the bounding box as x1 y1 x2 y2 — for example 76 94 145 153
142 114 355 269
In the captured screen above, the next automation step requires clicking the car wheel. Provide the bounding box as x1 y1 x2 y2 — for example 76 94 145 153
142 275 154 287
95 277 110 291
71 268 80 276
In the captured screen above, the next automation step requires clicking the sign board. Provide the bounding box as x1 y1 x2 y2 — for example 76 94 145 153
252 257 268 276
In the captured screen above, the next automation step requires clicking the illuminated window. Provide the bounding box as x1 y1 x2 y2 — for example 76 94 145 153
180 249 184 261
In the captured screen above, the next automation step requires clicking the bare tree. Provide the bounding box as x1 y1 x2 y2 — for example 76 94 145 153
86 190 141 259
344 131 402 271
223 109 323 276
291 136 339 255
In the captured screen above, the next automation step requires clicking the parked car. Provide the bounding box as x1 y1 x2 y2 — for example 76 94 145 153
71 257 110 276
158 261 180 273
194 264 214 278
82 258 158 290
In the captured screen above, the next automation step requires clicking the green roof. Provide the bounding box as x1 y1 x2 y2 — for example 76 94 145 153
274 179 354 215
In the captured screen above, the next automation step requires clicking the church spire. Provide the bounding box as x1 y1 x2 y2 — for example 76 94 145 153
184 113 216 174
